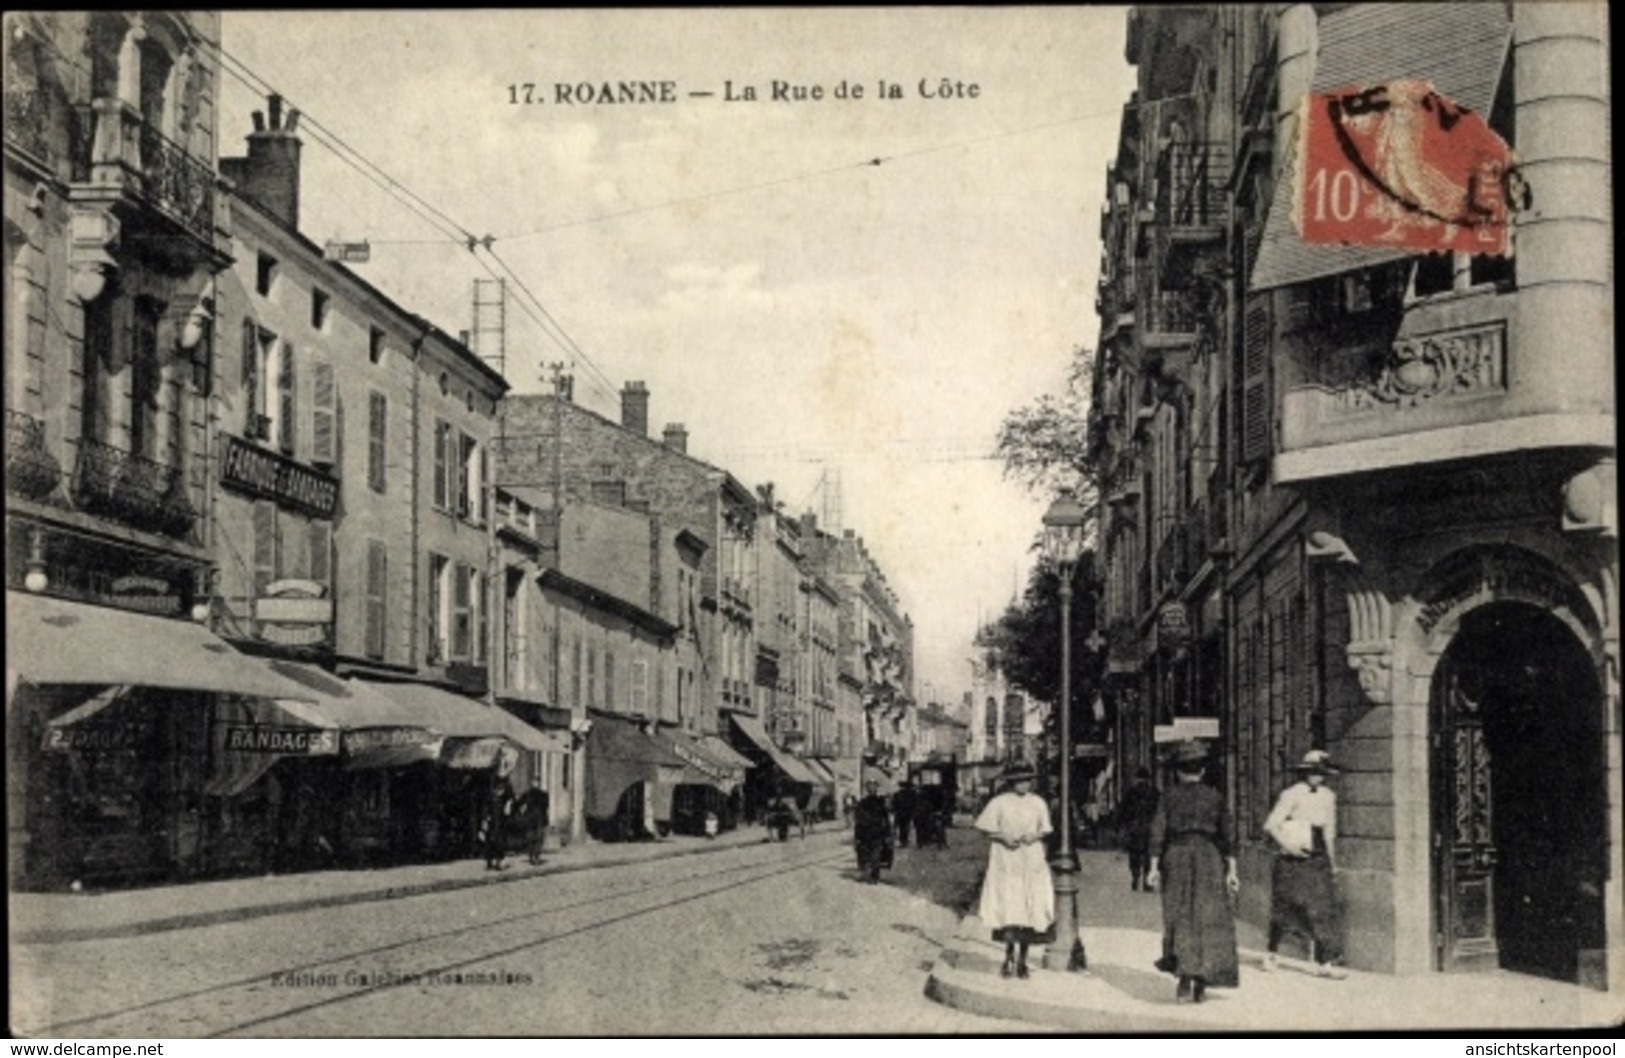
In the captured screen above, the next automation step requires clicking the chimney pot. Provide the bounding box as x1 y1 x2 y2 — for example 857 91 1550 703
268 94 283 129
251 111 265 133
662 423 688 454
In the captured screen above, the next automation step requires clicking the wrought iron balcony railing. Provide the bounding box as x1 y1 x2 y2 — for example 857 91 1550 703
6 409 62 500
72 437 197 540
1144 290 1201 335
1156 143 1231 228
73 101 216 248
4 73 51 164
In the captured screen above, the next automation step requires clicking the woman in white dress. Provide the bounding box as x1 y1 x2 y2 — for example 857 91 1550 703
974 764 1055 979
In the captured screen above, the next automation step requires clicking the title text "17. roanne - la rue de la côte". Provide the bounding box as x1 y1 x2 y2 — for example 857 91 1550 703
507 79 980 105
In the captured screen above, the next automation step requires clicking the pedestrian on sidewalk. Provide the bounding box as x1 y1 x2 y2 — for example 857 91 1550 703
1261 749 1347 978
517 778 549 866
1119 766 1160 892
482 765 515 871
974 764 1054 980
893 781 918 849
853 779 894 883
1146 740 1239 1004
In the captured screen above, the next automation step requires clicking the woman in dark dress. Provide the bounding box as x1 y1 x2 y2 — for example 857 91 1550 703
1146 741 1239 1003
852 780 894 883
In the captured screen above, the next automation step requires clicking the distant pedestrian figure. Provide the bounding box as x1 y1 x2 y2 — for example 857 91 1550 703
853 780 895 883
1119 767 1161 892
892 781 918 849
517 779 549 866
1262 749 1346 978
1146 741 1239 1004
974 765 1054 980
482 766 515 871
766 794 799 842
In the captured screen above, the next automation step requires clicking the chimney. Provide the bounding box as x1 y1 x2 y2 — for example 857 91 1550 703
621 381 649 436
800 511 818 537
220 94 302 230
662 423 688 454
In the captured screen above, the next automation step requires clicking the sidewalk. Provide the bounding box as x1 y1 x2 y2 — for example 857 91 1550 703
11 820 848 946
926 848 1623 1033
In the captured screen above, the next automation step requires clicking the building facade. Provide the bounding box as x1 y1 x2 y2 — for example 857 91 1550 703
1093 3 1616 989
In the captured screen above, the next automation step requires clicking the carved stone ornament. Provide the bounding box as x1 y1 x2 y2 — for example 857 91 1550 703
1343 578 1395 705
1346 643 1393 705
69 207 120 303
1337 322 1506 412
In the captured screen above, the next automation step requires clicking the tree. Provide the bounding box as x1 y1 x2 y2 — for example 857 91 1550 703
994 345 1100 546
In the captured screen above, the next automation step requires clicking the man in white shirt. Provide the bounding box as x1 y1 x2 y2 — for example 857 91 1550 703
1261 749 1347 978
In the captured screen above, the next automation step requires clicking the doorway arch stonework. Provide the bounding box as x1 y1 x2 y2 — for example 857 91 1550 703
1373 543 1618 984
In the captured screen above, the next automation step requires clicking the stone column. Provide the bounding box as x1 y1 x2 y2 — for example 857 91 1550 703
1275 4 1317 166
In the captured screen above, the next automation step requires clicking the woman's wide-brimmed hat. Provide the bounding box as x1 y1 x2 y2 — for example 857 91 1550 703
1294 749 1339 775
1000 764 1038 785
1165 740 1210 767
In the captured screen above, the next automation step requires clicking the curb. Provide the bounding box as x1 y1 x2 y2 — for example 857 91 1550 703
16 825 848 945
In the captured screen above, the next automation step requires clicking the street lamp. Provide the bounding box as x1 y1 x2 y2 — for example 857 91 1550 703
1041 486 1088 972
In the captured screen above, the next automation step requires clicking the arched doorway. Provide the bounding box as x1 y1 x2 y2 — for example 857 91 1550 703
1430 601 1607 984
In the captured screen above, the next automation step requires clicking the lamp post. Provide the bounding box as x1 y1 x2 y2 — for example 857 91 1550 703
1042 487 1088 972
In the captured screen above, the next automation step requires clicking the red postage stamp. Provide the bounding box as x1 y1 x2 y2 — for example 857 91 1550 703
1294 79 1520 257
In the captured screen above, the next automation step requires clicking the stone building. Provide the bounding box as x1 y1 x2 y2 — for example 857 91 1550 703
1092 3 1615 989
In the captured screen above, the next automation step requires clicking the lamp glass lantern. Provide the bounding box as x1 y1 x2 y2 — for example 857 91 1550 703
1041 488 1089 569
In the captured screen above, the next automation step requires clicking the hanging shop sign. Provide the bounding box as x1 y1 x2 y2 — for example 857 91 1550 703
104 574 184 616
1295 80 1518 257
254 579 334 647
1158 602 1190 646
221 435 339 518
43 723 146 752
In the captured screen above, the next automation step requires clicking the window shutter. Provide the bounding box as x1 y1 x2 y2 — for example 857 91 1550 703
631 658 648 716
278 343 297 456
241 320 258 422
428 555 445 661
365 540 387 660
252 500 279 596
475 569 488 664
456 432 474 517
308 519 331 586
453 562 472 659
311 358 336 465
1241 298 1271 465
433 420 449 509
478 443 489 523
368 392 387 493
605 651 617 710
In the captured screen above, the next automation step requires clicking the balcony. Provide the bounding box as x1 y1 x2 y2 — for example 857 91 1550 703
71 101 227 269
4 69 51 167
6 410 63 501
1276 297 1612 484
1143 290 1202 353
72 438 197 540
1154 143 1230 283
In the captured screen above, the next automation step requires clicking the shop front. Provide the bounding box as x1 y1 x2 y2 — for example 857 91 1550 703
728 712 820 820
650 726 747 835
6 591 314 889
583 711 686 841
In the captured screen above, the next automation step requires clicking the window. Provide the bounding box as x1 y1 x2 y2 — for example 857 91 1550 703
252 500 279 596
129 300 161 459
433 419 451 509
605 651 617 710
255 253 278 297
311 288 330 330
369 326 386 365
587 644 598 708
367 393 387 493
428 554 449 662
365 540 387 660
308 520 331 586
571 636 583 705
459 431 479 518
630 658 648 716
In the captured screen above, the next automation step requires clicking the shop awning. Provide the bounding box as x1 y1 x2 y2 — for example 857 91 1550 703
6 591 314 701
584 712 686 820
650 727 745 791
267 663 441 769
698 734 754 774
1249 3 1512 291
355 679 563 755
728 714 821 786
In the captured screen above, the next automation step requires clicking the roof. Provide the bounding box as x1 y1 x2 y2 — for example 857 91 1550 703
538 568 677 638
1249 3 1512 291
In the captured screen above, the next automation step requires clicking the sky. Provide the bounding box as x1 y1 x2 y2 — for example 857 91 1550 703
218 8 1137 705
